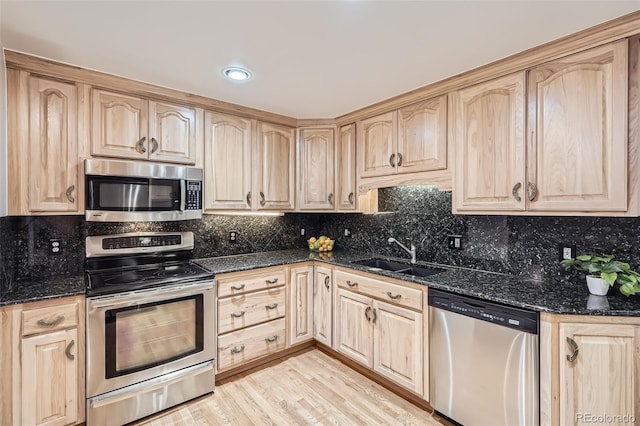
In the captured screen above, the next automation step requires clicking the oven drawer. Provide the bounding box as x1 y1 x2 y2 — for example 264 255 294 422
218 287 286 334
217 267 286 297
22 300 79 336
334 270 423 311
217 318 286 371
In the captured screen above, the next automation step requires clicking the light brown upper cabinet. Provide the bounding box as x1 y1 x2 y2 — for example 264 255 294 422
453 40 629 215
203 112 253 210
7 71 81 215
255 121 296 210
336 124 357 211
357 96 447 180
297 127 335 210
91 89 197 164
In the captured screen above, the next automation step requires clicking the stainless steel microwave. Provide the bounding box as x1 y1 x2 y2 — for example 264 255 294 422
85 159 203 222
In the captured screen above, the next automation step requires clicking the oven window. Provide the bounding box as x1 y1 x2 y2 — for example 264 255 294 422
87 176 181 211
104 295 204 378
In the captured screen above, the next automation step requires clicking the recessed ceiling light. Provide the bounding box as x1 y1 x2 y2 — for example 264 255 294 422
222 67 252 82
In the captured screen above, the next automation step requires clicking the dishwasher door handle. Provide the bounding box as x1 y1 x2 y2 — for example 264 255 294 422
566 337 579 362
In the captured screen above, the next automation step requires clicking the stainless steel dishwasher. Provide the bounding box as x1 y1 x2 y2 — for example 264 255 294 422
429 289 539 426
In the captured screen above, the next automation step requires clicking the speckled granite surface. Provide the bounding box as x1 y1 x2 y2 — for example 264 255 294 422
0 273 85 307
196 249 640 316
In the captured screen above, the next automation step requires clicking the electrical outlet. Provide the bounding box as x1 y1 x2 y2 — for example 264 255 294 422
559 244 576 261
447 235 462 250
344 228 352 238
229 231 238 243
300 228 305 237
49 239 62 255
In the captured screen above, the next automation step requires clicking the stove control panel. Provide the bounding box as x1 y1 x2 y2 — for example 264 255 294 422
101 234 182 250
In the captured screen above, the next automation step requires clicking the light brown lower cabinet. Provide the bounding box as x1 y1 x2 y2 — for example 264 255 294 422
289 265 314 345
540 314 640 426
0 295 85 426
313 265 333 346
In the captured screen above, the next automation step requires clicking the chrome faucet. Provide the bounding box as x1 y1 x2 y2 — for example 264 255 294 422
388 237 416 264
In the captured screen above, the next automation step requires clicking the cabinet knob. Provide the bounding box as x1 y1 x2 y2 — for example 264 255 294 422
328 193 334 206
348 192 355 205
527 182 538 202
364 306 372 322
265 335 279 343
65 339 75 361
397 152 403 167
231 311 246 318
386 291 402 300
135 137 147 154
346 280 358 288
324 275 330 289
150 137 159 154
37 316 65 328
511 182 522 202
259 191 266 207
66 185 76 203
265 303 278 310
246 192 252 207
389 153 396 167
231 284 246 291
372 307 377 323
231 345 245 354
265 278 279 285
566 336 579 362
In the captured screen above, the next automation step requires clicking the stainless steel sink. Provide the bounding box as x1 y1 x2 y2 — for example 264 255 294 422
351 258 445 277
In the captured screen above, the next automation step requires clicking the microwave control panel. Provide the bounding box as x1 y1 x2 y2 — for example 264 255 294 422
186 181 202 210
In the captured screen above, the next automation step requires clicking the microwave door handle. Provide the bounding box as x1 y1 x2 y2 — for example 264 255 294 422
180 180 186 213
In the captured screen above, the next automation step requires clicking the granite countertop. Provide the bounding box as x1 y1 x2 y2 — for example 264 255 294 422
196 249 640 317
0 273 85 307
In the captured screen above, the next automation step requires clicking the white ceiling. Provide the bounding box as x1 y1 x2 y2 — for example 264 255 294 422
1 1 639 119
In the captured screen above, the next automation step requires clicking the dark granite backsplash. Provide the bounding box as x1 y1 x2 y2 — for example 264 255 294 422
2 185 640 294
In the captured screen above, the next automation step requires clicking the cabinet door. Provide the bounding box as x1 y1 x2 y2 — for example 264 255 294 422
559 323 637 425
397 96 447 174
148 101 197 164
28 76 79 212
527 41 628 212
336 124 357 211
313 266 333 346
255 122 295 210
452 72 526 211
335 288 373 367
204 112 252 210
372 300 423 395
357 112 397 178
289 266 314 345
91 89 148 160
22 329 78 426
298 128 335 210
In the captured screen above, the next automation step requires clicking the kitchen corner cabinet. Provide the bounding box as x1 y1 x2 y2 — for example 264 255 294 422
0 296 85 426
336 124 357 211
91 88 197 164
255 122 296 210
203 112 253 210
313 265 333 346
453 40 629 215
288 265 314 345
297 127 335 210
7 71 81 215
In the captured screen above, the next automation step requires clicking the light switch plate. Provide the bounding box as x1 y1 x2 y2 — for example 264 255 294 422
559 244 576 261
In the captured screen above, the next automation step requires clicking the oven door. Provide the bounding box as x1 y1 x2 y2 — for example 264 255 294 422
86 281 215 398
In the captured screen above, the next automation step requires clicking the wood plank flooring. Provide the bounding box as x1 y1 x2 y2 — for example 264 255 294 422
134 348 445 425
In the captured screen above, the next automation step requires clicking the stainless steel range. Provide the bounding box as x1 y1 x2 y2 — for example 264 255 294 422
85 232 215 426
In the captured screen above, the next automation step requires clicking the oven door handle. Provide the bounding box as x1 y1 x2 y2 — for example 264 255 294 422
89 360 214 409
88 281 214 309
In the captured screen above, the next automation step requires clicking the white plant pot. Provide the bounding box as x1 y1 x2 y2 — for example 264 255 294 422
586 276 610 296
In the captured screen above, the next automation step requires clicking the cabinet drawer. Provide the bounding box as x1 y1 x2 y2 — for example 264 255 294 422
22 301 79 336
217 318 286 371
218 287 286 333
334 270 422 311
217 268 287 297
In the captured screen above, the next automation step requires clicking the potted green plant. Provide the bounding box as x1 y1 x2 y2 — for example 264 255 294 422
560 254 640 296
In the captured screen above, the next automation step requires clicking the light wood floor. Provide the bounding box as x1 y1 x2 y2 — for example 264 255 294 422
134 348 445 425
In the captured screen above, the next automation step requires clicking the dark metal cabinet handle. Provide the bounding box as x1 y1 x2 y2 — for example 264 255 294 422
37 316 64 328
511 182 522 202
386 291 402 300
364 306 372 322
65 340 75 361
150 137 159 154
231 284 246 291
135 136 147 154
566 337 579 362
348 192 354 205
231 345 245 354
259 192 266 206
346 280 358 288
265 303 278 310
231 311 246 318
324 275 330 289
328 193 334 206
66 185 75 203
246 192 251 207
389 153 396 167
265 278 279 285
397 152 403 167
528 182 538 201
372 308 377 323
265 335 279 343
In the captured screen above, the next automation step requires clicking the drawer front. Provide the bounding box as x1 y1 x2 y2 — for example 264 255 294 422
218 318 286 371
22 301 79 336
334 270 423 311
217 269 287 297
218 286 286 333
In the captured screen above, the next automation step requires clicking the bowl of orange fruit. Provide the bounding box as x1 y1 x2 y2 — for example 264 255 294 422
308 236 334 252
